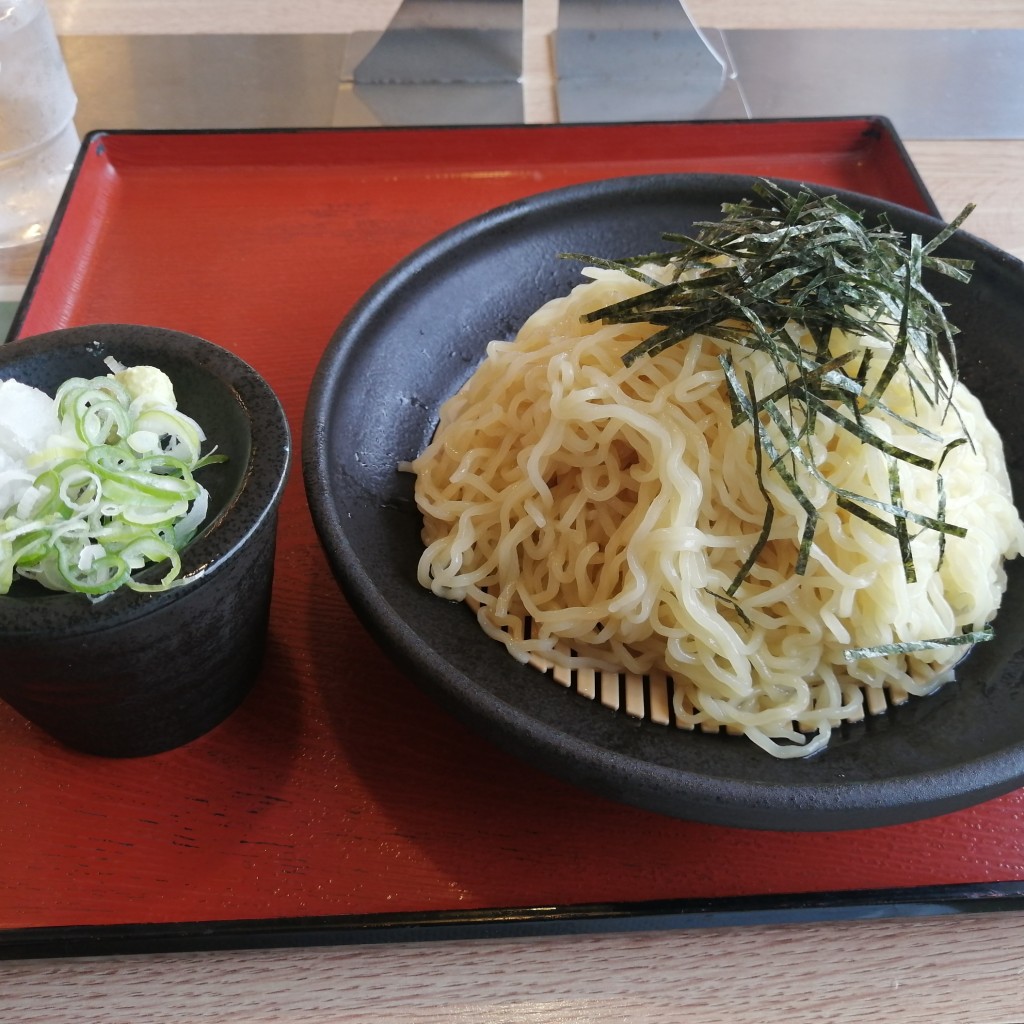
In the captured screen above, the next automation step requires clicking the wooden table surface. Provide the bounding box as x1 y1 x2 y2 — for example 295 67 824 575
5 2 1024 1021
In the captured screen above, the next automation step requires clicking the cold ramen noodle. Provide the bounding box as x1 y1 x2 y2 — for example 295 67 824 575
407 182 1024 758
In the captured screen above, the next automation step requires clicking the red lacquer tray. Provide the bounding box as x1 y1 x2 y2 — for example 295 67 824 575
7 119 1024 959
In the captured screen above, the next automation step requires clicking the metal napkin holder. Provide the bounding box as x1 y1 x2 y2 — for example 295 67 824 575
347 0 1024 138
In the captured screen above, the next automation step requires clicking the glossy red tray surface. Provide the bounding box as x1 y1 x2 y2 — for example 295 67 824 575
7 120 1022 957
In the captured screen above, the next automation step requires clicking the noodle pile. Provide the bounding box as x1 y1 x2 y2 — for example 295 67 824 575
409 265 1024 757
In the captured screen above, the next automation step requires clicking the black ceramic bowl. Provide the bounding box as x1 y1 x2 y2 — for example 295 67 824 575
0 323 291 756
303 173 1024 831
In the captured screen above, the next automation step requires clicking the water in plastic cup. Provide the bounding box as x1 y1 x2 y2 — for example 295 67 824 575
0 0 79 249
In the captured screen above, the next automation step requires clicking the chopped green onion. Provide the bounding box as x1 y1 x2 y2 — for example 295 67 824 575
0 363 225 598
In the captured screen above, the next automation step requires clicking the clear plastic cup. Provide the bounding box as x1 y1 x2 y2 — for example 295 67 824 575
0 0 79 249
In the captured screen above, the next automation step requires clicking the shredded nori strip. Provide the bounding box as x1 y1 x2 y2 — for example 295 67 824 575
843 626 993 662
562 180 985 663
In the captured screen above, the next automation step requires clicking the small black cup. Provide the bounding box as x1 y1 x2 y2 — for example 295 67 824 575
0 324 291 756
